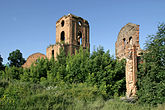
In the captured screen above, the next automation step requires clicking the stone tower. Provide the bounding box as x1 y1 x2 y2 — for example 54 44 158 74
115 23 142 98
46 14 90 59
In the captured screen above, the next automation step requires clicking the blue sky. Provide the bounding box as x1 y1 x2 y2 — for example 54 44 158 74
0 0 165 64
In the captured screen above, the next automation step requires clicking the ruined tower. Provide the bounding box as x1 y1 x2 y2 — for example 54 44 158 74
23 14 90 68
46 14 90 59
115 23 142 98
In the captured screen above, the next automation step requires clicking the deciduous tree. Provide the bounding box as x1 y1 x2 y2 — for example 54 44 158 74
8 49 26 67
137 23 165 105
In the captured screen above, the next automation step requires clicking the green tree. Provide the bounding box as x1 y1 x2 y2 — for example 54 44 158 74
137 23 165 105
66 46 90 83
1 66 24 80
53 47 67 82
8 49 26 67
87 46 125 98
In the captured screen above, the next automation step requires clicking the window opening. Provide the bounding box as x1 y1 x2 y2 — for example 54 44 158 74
129 37 133 46
61 20 64 27
123 38 126 48
77 31 82 45
61 31 65 41
78 21 82 26
52 50 54 58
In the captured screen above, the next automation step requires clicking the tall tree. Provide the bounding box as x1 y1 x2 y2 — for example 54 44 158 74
8 49 26 67
137 23 165 105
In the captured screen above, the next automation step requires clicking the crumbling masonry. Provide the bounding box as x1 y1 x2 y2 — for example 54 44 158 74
23 14 142 98
115 23 142 98
46 14 90 59
22 14 89 68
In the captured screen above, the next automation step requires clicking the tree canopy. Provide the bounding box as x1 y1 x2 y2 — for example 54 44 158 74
8 49 26 67
137 23 165 105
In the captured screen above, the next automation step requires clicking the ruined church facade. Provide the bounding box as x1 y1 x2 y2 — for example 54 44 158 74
22 14 90 68
22 14 142 98
46 14 90 59
115 23 142 98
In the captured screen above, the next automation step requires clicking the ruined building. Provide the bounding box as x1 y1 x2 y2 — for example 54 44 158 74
46 13 90 59
22 14 90 68
22 14 142 98
115 23 142 98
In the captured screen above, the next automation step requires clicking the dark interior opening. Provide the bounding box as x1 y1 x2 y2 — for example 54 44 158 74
129 37 133 45
52 50 54 58
61 31 65 41
123 38 126 48
61 20 64 27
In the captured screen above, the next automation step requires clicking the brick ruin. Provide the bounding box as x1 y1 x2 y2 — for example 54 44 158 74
46 13 90 59
23 14 142 98
22 53 46 68
115 23 142 98
23 14 89 68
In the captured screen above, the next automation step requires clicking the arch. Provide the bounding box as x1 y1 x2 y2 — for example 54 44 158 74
78 21 82 26
77 31 82 45
22 53 46 68
61 31 65 41
129 36 133 46
61 20 64 27
123 38 126 48
52 50 54 58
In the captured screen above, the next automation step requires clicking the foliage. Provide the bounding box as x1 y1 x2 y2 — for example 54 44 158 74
102 99 162 110
8 49 26 67
65 47 90 83
137 23 165 105
1 22 165 109
87 46 126 98
0 80 163 110
1 46 126 99
0 81 103 110
17 46 125 98
0 66 23 80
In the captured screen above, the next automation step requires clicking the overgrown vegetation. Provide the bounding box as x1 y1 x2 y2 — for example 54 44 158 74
0 23 165 109
0 46 127 109
137 23 165 105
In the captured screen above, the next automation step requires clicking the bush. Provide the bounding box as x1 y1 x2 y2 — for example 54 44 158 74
0 81 105 110
137 23 165 105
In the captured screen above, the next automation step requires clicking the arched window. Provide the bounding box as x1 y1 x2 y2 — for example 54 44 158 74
123 38 126 48
129 37 133 46
61 20 64 27
78 21 82 26
52 50 54 58
61 31 65 41
77 31 82 45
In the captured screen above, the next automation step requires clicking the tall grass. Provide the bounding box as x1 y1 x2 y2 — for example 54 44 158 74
0 80 164 110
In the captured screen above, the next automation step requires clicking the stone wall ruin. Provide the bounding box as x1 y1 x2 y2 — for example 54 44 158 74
23 14 90 68
115 23 142 98
22 53 46 68
22 15 143 98
46 14 90 60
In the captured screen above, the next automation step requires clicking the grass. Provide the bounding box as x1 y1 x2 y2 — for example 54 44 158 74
0 80 165 110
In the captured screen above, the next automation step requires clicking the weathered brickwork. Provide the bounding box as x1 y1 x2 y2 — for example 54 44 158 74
23 15 142 99
46 14 90 59
22 53 46 68
23 14 90 67
115 23 142 98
